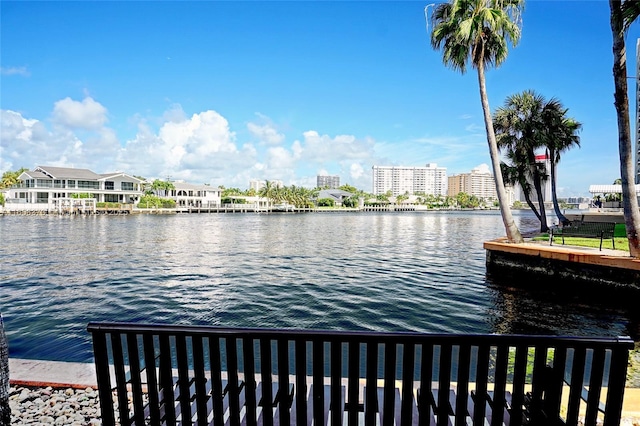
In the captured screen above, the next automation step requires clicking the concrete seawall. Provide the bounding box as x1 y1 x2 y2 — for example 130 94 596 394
484 239 640 291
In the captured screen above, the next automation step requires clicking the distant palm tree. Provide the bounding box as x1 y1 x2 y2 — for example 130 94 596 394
1 314 9 425
431 0 524 243
542 99 582 225
610 0 640 257
494 91 549 232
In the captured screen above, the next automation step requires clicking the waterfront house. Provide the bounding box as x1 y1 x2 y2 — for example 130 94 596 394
5 166 144 210
168 182 222 207
318 189 353 207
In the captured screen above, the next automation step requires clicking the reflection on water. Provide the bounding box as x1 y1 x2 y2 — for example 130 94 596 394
0 210 636 363
486 271 640 341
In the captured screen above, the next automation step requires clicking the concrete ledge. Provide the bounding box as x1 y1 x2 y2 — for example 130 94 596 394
9 358 97 389
484 239 640 290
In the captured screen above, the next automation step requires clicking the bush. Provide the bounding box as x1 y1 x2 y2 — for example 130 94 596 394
222 197 246 204
317 198 335 207
96 202 121 208
70 193 93 199
138 195 175 208
0 193 4 207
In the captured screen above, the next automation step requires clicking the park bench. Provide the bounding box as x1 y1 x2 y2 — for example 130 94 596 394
549 221 617 251
88 322 633 426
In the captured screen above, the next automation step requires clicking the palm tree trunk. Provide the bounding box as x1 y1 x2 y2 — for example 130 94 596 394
0 314 9 426
530 163 548 232
477 65 524 243
521 186 541 221
610 0 640 257
549 149 570 225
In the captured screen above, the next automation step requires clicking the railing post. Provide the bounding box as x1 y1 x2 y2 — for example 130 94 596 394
90 329 115 426
603 344 631 426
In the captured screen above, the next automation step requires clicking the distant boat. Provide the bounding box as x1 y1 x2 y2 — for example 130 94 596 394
273 203 292 212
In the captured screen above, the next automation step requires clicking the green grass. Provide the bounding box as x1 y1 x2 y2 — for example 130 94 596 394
532 234 629 252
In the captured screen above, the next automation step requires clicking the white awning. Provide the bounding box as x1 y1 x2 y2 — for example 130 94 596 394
589 184 640 194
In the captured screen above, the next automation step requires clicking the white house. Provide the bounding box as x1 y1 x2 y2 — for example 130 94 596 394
168 182 222 207
6 166 145 208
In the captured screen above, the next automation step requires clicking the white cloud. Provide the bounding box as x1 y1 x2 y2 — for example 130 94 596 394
297 131 375 163
0 66 30 76
52 97 108 130
247 120 285 146
119 109 256 184
0 99 382 190
473 163 491 174
350 163 365 180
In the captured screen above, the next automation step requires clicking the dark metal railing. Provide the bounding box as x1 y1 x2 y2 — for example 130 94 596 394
87 322 633 426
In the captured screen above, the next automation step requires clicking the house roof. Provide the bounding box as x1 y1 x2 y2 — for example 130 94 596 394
99 172 145 182
174 182 218 191
34 166 102 180
589 184 640 194
318 189 353 200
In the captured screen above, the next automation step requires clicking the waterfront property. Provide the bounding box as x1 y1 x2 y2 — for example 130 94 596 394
167 181 221 208
4 166 145 209
1 166 226 213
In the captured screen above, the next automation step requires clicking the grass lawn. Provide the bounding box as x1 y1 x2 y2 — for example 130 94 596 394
532 234 630 252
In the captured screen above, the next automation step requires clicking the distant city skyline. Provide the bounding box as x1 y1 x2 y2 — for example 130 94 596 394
2 1 639 197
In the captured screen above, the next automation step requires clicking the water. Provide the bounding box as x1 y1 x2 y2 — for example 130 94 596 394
1 211 637 363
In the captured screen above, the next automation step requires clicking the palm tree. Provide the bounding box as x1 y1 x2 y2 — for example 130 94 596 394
1 314 9 425
493 91 549 232
542 99 582 225
610 0 640 257
431 0 524 243
501 159 542 223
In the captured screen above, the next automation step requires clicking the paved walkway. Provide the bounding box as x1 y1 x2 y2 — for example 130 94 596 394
7 358 640 420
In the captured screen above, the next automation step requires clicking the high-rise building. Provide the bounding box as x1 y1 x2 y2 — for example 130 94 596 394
249 179 283 192
372 163 447 196
518 154 552 203
447 166 497 200
317 175 340 189
249 179 265 192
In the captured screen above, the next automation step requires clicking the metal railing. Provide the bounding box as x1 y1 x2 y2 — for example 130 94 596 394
88 323 633 426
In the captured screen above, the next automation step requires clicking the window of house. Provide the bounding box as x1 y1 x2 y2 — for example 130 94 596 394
67 180 76 188
78 180 99 189
36 192 49 203
105 181 114 190
104 194 119 202
121 182 134 191
37 179 53 188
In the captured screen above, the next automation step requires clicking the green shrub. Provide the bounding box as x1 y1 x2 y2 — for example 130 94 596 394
317 198 335 207
70 193 93 199
138 195 175 208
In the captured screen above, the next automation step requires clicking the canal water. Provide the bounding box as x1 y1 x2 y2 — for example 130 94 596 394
1 211 637 363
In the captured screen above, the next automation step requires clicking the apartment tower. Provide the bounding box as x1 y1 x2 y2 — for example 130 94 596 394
372 163 447 196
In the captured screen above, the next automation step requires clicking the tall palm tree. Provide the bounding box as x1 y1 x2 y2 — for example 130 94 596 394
610 0 640 257
542 99 582 225
494 91 549 232
431 0 524 243
1 314 9 425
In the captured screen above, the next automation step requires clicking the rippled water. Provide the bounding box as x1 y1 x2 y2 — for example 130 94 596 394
1 211 637 363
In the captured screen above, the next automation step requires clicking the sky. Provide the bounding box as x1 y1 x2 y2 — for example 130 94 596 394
1 1 639 197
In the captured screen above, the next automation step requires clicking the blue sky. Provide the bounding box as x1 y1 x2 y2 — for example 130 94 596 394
1 1 639 196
